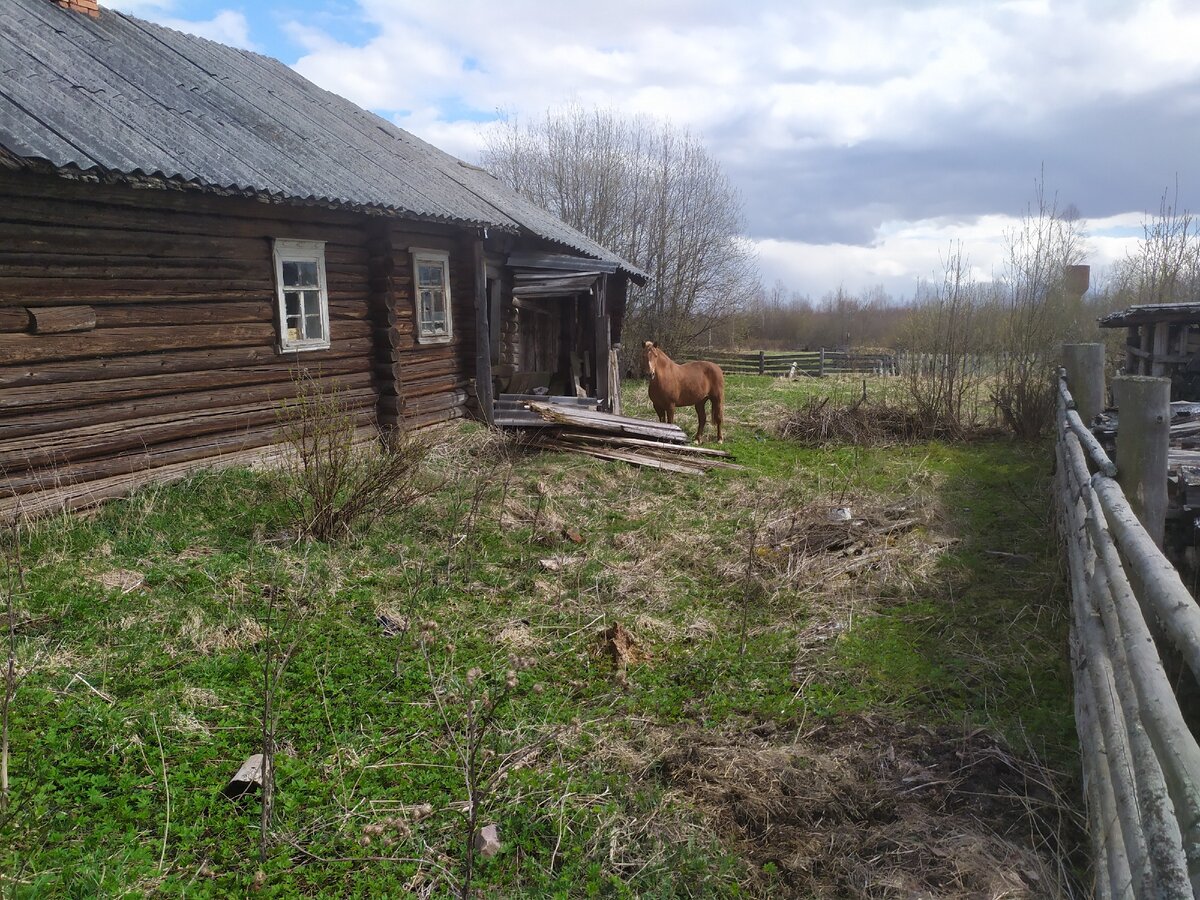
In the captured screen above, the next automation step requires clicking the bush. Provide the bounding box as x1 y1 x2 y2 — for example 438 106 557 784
277 375 430 542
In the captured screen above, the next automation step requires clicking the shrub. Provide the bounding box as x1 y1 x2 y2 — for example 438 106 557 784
277 374 430 542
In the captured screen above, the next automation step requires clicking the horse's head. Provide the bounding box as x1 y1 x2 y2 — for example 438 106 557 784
643 341 661 379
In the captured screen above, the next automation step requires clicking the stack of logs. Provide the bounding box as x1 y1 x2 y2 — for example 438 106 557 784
518 401 739 475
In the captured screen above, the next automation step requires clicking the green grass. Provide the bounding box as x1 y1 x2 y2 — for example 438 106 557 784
0 375 1076 898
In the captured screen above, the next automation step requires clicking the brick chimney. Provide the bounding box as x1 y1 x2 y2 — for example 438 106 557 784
55 0 99 16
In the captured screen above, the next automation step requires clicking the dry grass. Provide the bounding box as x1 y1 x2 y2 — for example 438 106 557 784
779 396 952 446
590 717 1082 899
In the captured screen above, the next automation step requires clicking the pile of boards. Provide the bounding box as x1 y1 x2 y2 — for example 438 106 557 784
515 401 739 475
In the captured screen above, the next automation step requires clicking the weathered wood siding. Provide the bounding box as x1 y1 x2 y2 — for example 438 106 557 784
0 173 394 518
377 223 479 430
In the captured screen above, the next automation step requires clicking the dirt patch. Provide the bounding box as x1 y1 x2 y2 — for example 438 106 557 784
641 716 1080 898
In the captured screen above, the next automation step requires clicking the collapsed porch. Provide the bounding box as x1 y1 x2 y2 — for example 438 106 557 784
480 252 629 426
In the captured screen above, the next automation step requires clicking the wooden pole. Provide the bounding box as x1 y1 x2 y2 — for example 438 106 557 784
757 350 765 376
818 347 825 378
1114 375 1170 548
1063 343 1106 425
472 237 493 426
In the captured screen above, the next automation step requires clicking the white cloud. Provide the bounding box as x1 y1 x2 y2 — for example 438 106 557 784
105 1 256 49
110 0 1200 299
753 212 1145 301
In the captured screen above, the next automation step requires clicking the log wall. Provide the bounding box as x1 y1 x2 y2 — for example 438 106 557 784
378 223 480 430
0 173 481 519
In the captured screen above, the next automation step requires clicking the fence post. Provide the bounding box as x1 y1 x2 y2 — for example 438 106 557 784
819 347 825 378
758 350 765 376
1114 375 1170 548
1062 343 1106 425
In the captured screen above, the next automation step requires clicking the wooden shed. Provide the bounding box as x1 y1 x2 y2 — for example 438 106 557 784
0 0 645 520
1099 303 1200 400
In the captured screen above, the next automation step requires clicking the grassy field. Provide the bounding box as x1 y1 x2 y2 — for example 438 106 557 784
0 375 1081 898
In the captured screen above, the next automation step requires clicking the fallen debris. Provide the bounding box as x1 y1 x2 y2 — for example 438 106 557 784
500 400 740 474
222 754 264 799
538 555 584 573
474 824 502 859
595 622 648 670
96 569 145 594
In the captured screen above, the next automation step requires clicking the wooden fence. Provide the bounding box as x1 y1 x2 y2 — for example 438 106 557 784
1056 367 1200 897
683 348 898 377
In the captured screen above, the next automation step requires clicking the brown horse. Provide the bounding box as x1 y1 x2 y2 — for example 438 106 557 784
643 341 725 443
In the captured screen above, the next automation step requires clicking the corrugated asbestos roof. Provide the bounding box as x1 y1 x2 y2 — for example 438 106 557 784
1099 304 1200 328
0 0 645 279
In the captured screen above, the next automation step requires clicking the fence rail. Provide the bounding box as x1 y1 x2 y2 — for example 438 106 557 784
1056 368 1200 897
684 348 898 377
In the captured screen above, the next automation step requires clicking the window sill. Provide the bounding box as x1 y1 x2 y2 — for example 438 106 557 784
415 334 453 345
279 340 331 354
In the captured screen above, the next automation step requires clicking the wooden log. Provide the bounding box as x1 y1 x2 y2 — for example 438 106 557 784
1092 476 1200 685
1062 343 1106 424
1058 441 1148 898
1113 376 1170 548
0 308 30 333
0 424 378 524
1066 432 1200 875
0 388 377 472
0 338 373 390
0 191 369 247
0 371 374 438
28 305 96 334
0 357 367 417
2 410 377 497
0 319 371 365
0 323 273 365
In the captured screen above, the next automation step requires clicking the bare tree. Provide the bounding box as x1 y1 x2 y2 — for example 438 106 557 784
989 173 1089 438
902 242 987 434
480 106 757 354
1116 180 1200 307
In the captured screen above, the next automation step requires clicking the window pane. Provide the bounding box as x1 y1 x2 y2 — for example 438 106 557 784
304 311 323 340
285 292 301 318
418 263 444 288
421 290 434 323
286 315 301 342
282 261 300 286
302 290 321 315
295 261 319 288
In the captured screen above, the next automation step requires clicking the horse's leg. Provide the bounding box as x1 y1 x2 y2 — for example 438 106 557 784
712 392 724 443
654 404 667 423
695 401 707 444
666 404 676 425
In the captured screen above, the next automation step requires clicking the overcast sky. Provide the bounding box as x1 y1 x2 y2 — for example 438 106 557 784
107 0 1200 301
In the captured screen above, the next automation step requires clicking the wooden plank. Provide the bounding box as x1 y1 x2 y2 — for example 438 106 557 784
27 305 97 334
523 438 705 474
555 432 734 458
526 401 688 442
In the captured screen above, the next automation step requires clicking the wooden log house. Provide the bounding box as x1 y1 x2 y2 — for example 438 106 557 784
0 0 645 520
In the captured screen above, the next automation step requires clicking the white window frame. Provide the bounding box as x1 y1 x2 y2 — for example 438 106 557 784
410 248 453 344
273 238 331 353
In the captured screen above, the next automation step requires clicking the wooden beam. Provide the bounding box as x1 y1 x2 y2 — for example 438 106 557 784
473 236 494 426
28 305 96 334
